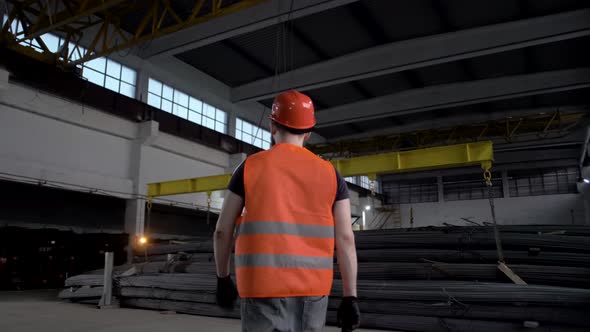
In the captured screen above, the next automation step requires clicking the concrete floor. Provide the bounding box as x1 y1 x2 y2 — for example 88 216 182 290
0 290 386 332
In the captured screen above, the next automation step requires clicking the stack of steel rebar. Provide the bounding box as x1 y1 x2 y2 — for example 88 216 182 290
60 225 590 331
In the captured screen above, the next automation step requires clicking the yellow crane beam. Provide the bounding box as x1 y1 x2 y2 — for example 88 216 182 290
147 141 493 198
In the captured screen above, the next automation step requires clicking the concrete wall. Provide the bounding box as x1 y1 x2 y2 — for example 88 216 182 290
0 82 230 233
398 194 585 228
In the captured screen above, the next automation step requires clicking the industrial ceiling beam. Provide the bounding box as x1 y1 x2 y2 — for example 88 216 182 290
314 68 590 128
17 0 126 41
138 0 360 59
309 109 586 156
326 105 590 142
1 0 268 65
230 8 590 102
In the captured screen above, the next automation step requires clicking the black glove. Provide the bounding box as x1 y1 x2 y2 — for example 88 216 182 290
337 296 361 331
216 275 238 309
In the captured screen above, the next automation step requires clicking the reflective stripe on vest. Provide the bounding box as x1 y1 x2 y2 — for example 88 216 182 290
235 143 337 298
235 254 333 269
236 221 334 238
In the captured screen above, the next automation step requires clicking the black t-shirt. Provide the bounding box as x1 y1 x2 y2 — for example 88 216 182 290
228 160 350 202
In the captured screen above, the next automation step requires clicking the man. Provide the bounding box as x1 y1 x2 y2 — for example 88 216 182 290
213 90 361 332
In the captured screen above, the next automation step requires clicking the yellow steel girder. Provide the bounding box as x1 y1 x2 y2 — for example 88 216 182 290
147 141 494 198
147 174 232 198
331 141 493 180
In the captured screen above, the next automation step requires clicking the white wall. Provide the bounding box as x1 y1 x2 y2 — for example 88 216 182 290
0 82 230 216
398 194 585 227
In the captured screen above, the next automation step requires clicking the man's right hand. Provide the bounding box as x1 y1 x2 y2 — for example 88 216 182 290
216 275 238 308
337 296 361 331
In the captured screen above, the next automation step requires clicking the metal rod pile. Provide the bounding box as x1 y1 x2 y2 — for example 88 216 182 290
60 225 590 331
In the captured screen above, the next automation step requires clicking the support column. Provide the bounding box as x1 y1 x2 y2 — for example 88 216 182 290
124 198 145 263
227 107 238 139
135 64 150 103
125 120 159 263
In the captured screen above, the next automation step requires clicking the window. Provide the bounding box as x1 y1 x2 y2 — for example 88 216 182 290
443 173 503 201
235 118 271 150
508 167 579 197
1 16 136 98
381 178 438 204
82 58 137 98
344 177 357 185
360 176 370 189
148 78 227 134
343 176 380 193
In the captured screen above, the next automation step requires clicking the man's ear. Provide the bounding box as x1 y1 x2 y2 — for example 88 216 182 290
303 132 312 141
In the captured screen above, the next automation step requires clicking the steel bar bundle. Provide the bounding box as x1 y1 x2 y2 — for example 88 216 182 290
61 225 590 331
121 298 240 319
331 280 590 305
135 241 214 256
360 225 590 236
353 232 590 251
58 286 103 302
335 263 590 287
355 248 590 266
119 287 217 304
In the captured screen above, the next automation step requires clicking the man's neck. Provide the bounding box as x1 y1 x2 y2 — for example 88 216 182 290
274 135 305 147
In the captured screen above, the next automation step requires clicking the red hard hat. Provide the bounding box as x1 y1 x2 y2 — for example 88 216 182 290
270 90 316 130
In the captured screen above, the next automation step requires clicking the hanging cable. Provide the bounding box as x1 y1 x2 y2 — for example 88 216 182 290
252 0 296 146
483 168 504 263
206 192 212 225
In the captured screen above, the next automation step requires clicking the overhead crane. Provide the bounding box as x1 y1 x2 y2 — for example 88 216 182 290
146 141 494 198
145 140 529 285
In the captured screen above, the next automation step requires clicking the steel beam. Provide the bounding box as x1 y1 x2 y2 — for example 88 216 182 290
331 141 493 179
326 105 590 141
21 0 126 41
139 0 360 59
146 142 493 197
315 68 590 127
3 0 269 65
147 174 232 198
230 9 590 102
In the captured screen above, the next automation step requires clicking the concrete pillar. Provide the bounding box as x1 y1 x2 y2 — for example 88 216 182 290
124 120 159 263
227 108 238 139
124 198 145 263
135 63 150 103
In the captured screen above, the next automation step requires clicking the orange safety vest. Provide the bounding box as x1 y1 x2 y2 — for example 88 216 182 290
235 143 337 298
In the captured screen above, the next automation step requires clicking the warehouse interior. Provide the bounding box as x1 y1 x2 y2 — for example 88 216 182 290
1 0 590 331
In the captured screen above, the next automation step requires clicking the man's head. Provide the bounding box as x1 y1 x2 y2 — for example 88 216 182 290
270 90 315 146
